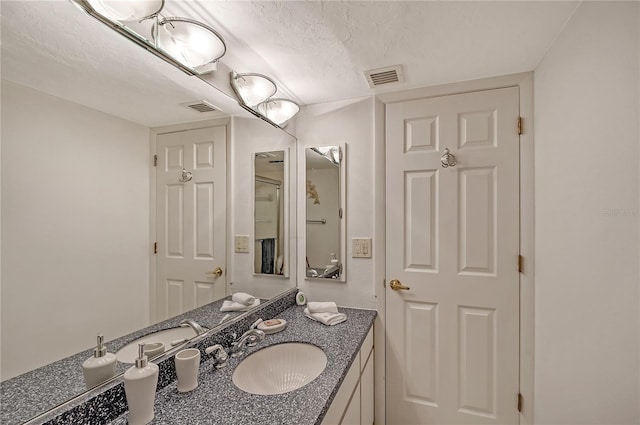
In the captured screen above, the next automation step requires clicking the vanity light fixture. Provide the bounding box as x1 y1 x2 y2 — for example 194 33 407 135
256 98 301 127
153 17 226 70
230 71 300 128
86 0 164 22
72 0 226 75
311 146 341 166
231 73 277 107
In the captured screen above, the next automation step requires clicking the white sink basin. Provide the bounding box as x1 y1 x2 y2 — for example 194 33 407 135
116 327 206 363
232 343 327 395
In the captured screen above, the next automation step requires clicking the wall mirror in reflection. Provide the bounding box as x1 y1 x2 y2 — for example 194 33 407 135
254 150 288 276
305 146 345 281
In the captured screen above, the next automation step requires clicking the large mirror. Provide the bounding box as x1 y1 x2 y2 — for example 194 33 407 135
254 151 288 276
305 146 346 281
0 2 296 424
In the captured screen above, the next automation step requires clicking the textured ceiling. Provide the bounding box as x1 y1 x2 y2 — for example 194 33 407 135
0 1 245 127
1 1 579 127
166 1 579 104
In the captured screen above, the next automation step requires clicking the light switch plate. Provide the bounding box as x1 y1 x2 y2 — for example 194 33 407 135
352 238 372 258
235 235 250 253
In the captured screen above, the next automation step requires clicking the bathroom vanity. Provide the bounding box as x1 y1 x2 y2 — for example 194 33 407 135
321 325 374 425
108 306 376 425
18 289 376 425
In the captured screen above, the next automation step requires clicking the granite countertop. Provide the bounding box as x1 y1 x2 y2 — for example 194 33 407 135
111 305 376 425
0 296 251 425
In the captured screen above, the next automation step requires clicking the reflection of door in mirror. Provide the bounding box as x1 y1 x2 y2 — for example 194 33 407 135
254 151 285 276
155 126 227 322
305 146 342 279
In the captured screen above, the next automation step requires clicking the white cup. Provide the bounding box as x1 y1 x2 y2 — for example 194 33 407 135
175 348 201 392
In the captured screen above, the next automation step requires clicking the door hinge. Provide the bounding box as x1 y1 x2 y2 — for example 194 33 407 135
518 255 524 273
153 155 158 167
517 117 523 135
153 242 157 254
517 393 523 412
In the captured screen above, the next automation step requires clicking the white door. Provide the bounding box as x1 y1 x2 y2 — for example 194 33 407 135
385 87 520 424
155 125 227 321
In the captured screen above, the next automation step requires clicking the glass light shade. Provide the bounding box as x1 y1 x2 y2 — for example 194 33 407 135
233 74 277 107
87 0 163 22
154 18 226 69
316 146 341 165
256 98 300 127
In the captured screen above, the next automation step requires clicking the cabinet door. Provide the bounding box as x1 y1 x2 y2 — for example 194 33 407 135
361 349 375 425
322 357 360 425
341 381 361 425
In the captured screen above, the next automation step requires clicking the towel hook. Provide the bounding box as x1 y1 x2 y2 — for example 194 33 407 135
179 168 193 183
441 148 457 168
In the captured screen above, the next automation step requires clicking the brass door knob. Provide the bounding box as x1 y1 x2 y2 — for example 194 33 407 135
207 267 223 277
389 279 410 291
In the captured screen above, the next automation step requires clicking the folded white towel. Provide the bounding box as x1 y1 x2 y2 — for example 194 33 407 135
307 301 338 314
232 292 256 306
220 298 260 312
304 307 347 326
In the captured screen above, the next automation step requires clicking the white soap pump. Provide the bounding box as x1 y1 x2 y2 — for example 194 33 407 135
82 334 117 389
124 343 159 425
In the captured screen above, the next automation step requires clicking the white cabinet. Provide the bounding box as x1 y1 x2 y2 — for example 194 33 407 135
322 327 374 425
360 348 374 425
341 380 361 425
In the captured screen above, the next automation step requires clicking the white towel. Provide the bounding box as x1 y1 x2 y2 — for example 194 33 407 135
304 307 347 326
307 301 338 314
232 292 256 306
220 298 260 312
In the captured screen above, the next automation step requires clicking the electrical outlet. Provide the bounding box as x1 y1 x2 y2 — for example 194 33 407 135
235 235 250 253
352 238 372 258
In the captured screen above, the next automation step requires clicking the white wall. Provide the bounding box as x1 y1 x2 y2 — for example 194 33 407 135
534 2 640 423
295 97 378 309
1 80 151 380
229 116 297 300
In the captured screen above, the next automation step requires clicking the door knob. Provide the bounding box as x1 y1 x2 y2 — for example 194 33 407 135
389 279 410 291
207 267 223 277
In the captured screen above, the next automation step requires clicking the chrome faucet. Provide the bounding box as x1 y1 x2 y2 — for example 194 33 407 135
230 329 265 357
205 344 229 369
180 319 206 336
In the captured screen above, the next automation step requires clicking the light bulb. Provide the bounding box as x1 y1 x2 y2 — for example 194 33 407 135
256 99 300 127
87 0 163 22
154 18 226 69
233 74 277 107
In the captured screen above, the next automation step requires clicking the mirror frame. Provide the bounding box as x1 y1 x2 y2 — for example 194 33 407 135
253 148 290 278
301 143 347 282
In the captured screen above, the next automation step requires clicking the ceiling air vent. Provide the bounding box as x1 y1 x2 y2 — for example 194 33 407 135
181 100 218 113
364 65 404 88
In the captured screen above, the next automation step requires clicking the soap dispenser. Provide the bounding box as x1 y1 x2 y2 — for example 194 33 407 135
124 343 159 425
325 253 339 274
82 334 117 389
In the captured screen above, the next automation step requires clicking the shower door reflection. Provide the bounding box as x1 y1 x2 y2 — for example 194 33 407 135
254 150 286 275
255 177 281 274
